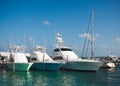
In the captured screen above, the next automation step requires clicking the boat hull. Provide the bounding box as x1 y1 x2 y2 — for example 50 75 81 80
60 60 102 71
8 63 33 71
31 62 62 71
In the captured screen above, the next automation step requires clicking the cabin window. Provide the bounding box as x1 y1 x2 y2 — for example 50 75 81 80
54 49 60 52
31 58 37 61
61 48 72 51
53 56 63 60
54 48 72 52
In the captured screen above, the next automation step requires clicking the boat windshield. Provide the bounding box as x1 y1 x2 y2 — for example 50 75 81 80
54 48 72 52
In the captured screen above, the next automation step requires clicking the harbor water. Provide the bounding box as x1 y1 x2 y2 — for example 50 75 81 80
0 64 120 86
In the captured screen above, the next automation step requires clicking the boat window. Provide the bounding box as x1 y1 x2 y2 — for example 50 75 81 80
53 56 63 60
31 58 37 61
54 48 72 52
9 57 14 62
61 48 72 51
26 56 31 62
54 49 60 52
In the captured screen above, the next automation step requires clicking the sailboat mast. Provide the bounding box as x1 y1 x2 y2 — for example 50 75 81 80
91 10 94 58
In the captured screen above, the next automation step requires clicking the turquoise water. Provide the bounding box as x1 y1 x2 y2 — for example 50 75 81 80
0 64 120 86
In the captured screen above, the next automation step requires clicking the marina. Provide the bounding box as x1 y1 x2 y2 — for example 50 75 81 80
0 23 119 86
0 0 120 86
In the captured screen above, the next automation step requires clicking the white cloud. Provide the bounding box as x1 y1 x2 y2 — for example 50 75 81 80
28 37 32 41
71 46 81 50
42 21 51 26
95 34 100 37
95 33 104 38
115 38 120 43
100 44 108 49
79 33 94 41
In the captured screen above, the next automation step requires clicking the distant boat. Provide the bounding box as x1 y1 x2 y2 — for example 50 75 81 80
108 53 119 62
102 62 115 68
53 33 102 71
30 46 62 71
101 55 117 68
8 46 33 71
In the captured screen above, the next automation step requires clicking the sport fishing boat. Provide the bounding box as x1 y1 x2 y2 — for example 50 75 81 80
30 46 62 71
8 46 33 71
53 33 102 71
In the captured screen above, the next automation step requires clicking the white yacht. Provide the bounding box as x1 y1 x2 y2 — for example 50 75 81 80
30 46 62 71
8 46 33 71
53 33 102 71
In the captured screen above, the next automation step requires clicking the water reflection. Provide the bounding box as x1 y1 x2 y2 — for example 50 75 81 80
0 69 101 86
0 66 120 86
0 69 9 86
53 71 77 86
9 71 32 86
61 74 76 86
31 72 49 86
98 65 120 86
0 70 100 86
107 67 115 72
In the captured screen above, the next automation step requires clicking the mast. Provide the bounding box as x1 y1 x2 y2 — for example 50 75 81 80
81 10 94 58
91 10 94 58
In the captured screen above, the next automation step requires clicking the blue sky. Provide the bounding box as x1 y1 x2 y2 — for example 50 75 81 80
0 0 120 56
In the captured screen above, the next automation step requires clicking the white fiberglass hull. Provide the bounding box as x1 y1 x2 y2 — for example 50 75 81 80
60 60 102 71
